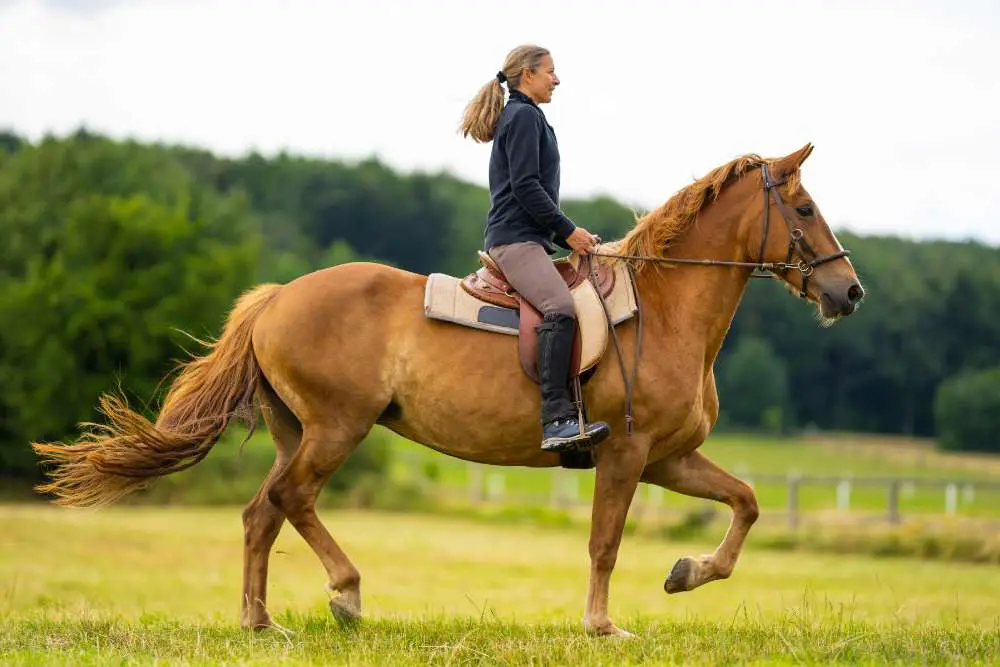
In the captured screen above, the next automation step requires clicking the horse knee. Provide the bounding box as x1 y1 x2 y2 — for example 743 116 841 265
267 476 305 517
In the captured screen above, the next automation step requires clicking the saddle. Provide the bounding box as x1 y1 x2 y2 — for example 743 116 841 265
460 251 617 384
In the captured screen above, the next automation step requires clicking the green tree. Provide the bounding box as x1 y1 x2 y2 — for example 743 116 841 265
934 366 1000 453
0 135 260 478
715 336 790 432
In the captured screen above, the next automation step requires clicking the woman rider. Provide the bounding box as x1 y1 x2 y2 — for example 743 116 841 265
460 44 611 453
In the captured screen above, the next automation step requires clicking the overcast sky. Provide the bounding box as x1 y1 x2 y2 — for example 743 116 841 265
2 0 998 246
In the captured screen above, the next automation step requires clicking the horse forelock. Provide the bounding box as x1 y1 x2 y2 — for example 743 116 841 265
610 153 803 271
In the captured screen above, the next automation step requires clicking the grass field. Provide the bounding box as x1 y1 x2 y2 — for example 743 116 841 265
2 504 999 665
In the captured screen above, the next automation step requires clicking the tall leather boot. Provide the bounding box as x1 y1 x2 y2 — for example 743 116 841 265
535 312 611 452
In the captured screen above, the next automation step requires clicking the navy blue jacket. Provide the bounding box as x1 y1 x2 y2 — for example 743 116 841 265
483 89 576 254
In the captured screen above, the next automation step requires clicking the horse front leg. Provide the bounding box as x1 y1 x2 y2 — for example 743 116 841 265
583 435 650 637
641 450 759 594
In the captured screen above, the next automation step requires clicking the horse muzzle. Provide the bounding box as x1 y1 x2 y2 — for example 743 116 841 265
820 279 865 317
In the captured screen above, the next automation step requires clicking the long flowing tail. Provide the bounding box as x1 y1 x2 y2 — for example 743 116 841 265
31 283 284 508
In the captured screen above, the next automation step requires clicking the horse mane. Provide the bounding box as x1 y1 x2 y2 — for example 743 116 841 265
601 153 801 272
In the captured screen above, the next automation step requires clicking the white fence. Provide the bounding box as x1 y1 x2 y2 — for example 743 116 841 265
397 451 1000 529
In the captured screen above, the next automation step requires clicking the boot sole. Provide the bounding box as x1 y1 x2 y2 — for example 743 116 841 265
541 435 593 452
540 425 611 453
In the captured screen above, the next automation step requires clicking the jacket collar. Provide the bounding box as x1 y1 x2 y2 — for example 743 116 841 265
508 88 539 108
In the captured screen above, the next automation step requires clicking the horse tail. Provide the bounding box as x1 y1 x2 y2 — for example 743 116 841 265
32 283 284 508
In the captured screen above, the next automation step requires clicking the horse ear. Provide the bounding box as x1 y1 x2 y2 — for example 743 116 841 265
773 143 814 176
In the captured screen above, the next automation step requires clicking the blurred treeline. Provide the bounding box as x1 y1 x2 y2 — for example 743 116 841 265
2 129 999 485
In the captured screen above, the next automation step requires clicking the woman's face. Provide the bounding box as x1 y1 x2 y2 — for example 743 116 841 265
521 54 559 104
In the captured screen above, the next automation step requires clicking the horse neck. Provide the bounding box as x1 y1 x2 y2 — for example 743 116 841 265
632 187 758 369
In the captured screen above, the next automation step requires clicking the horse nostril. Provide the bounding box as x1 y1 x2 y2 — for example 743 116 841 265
847 283 864 304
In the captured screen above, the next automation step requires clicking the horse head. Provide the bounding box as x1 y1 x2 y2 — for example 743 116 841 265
749 143 865 321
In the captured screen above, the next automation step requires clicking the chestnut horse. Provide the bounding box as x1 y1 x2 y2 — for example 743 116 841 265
33 143 864 637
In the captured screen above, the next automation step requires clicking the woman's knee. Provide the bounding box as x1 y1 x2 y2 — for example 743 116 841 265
542 291 576 318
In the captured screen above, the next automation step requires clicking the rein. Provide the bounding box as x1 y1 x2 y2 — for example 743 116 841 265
592 164 850 294
587 163 851 435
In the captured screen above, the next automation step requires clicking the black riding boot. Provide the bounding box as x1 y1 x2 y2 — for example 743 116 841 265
535 312 611 452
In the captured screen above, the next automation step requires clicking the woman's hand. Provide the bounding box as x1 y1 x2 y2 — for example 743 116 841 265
566 227 600 255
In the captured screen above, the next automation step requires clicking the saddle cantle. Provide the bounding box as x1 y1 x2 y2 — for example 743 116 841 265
424 250 638 385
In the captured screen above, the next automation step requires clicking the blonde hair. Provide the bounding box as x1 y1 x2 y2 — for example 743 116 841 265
459 45 551 143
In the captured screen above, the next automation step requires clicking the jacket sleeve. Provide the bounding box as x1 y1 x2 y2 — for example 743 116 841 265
504 108 577 240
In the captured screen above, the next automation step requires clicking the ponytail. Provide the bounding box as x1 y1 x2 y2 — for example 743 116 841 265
460 77 507 143
458 45 551 144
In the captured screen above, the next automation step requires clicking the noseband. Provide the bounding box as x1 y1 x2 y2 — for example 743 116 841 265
593 162 851 299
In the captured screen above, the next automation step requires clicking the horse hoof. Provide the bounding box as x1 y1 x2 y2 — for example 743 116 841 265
664 557 694 594
242 616 295 635
241 620 271 632
240 611 276 632
608 626 637 639
330 598 362 625
585 619 636 638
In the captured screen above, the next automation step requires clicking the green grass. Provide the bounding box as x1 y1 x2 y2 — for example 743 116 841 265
2 505 999 664
4 615 998 665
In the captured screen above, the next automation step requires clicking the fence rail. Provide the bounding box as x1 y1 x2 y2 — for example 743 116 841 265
396 450 1000 529
747 473 1000 528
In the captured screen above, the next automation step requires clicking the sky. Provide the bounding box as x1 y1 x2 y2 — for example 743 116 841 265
1 0 999 246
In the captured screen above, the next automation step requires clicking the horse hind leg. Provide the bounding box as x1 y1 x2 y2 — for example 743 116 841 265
266 415 370 623
641 450 759 594
241 379 302 630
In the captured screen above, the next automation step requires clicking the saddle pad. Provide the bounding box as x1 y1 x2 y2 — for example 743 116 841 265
424 260 639 338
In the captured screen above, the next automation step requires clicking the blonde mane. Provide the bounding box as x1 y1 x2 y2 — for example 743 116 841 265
601 153 801 272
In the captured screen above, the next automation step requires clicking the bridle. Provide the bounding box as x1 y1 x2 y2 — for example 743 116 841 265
592 162 851 299
586 162 851 439
756 163 850 298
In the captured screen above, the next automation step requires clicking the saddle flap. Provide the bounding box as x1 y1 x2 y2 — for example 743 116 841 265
517 301 583 384
517 278 607 385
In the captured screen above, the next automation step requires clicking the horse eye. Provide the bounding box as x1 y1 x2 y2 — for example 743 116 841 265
795 205 814 217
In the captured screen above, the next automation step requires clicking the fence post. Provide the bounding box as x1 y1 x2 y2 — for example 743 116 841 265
837 479 852 512
945 483 958 516
468 463 483 503
887 480 901 524
486 473 505 501
550 469 563 509
550 468 579 509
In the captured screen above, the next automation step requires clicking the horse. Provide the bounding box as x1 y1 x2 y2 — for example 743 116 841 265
32 143 864 638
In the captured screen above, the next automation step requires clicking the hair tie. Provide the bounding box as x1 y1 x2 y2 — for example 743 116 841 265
496 70 507 84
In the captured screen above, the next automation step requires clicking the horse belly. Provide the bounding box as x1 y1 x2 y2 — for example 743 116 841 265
382 319 558 467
